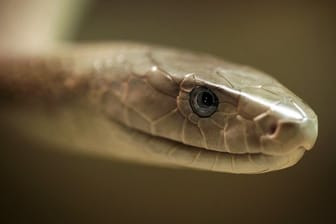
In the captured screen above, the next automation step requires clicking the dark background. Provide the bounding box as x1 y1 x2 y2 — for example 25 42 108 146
1 0 336 223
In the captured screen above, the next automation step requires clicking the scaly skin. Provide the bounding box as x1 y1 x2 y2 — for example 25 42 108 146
0 42 318 173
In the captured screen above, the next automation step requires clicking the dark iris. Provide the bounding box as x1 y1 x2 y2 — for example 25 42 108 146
189 86 218 117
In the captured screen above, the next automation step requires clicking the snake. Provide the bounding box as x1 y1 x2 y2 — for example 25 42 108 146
0 2 318 174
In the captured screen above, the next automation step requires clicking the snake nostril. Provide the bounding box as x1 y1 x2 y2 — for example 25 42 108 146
267 123 278 136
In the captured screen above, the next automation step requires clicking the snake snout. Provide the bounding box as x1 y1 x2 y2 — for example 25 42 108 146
291 117 318 151
256 100 318 156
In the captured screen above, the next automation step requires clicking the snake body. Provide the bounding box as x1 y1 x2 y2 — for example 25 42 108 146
0 42 318 173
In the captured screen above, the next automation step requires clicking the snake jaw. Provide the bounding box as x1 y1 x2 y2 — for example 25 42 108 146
163 139 306 174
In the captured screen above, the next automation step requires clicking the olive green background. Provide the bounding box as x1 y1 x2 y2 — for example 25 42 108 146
1 0 336 223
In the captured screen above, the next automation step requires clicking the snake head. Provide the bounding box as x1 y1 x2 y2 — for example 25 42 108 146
174 63 318 173
102 45 318 173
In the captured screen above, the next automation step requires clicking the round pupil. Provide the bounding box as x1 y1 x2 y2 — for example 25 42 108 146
200 92 213 107
189 86 218 117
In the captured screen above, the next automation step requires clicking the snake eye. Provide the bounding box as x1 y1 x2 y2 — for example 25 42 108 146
189 86 219 117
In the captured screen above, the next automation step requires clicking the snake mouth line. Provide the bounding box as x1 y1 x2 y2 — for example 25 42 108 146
119 120 306 174
155 138 306 174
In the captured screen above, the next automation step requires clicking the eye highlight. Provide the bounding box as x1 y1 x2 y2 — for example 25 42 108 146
189 86 219 117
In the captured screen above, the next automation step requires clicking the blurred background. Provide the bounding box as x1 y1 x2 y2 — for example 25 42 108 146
1 0 335 223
